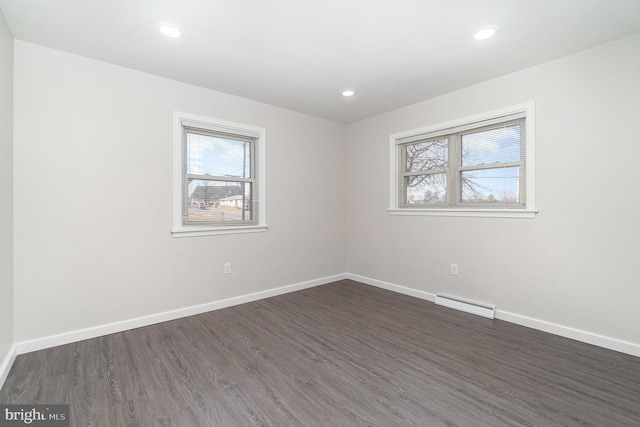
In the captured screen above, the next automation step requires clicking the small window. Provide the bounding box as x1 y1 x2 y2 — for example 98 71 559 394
389 103 536 218
172 112 267 237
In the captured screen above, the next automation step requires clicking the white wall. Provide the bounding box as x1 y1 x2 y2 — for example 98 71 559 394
10 32 640 353
0 9 14 366
13 41 346 342
346 33 640 346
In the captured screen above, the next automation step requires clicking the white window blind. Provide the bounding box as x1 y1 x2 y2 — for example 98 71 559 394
184 128 257 224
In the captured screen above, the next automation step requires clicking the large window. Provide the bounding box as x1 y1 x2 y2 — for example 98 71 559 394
389 103 536 218
172 112 267 237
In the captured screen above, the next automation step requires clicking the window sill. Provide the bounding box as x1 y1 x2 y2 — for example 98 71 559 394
388 208 537 219
171 224 268 238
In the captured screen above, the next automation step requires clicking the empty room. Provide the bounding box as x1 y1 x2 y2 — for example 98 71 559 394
1 0 639 425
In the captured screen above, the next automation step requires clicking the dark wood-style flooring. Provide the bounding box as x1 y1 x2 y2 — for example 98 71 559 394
1 280 639 426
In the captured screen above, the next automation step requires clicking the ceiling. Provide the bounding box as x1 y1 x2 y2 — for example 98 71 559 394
1 0 640 123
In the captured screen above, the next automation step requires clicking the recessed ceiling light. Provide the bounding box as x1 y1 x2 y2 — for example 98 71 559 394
159 25 182 38
342 90 355 97
473 27 498 40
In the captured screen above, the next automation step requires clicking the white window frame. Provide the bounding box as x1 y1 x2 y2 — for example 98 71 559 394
172 112 267 237
389 102 537 218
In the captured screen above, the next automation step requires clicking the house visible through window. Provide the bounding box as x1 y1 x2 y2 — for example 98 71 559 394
389 103 536 218
173 112 267 237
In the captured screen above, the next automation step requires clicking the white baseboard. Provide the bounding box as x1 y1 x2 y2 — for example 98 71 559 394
495 310 640 358
15 273 347 355
0 343 17 390
347 273 640 358
347 274 436 302
8 271 639 372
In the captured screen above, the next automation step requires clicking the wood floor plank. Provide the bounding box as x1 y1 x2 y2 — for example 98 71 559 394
2 279 639 426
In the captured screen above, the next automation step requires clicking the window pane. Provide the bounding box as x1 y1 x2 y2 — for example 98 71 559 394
187 132 251 178
405 174 447 204
405 138 448 173
461 124 521 167
460 167 521 204
186 179 253 222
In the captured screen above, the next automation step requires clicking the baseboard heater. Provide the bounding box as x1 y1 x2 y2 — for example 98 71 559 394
435 294 496 319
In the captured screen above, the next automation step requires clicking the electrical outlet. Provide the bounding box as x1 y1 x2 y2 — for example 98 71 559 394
451 264 458 275
224 263 231 275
